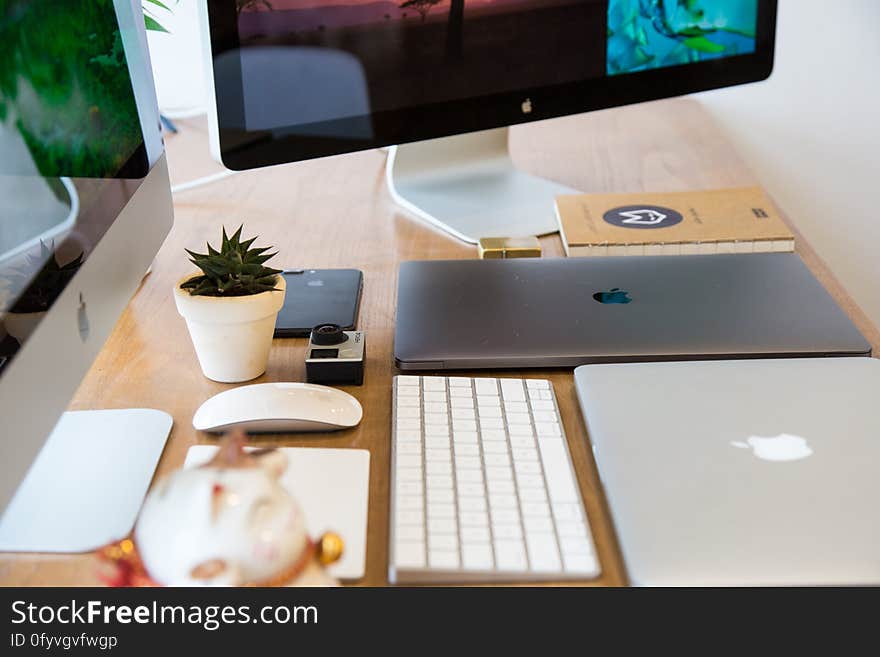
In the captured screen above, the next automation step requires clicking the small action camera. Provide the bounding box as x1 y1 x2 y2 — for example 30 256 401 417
305 324 365 386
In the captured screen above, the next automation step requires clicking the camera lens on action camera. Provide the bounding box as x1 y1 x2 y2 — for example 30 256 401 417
311 323 348 346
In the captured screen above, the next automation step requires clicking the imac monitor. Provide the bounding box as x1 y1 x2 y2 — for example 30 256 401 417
204 0 777 241
0 0 174 549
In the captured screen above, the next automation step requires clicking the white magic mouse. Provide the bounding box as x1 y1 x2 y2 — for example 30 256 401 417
192 382 363 433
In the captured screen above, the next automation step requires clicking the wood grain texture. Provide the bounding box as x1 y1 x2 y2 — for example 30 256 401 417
2 98 877 586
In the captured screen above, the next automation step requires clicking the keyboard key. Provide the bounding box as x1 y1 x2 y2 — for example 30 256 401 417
454 443 479 456
485 466 512 481
425 426 450 441
512 447 539 462
397 375 420 386
535 422 562 437
474 379 498 395
492 523 522 540
457 496 486 512
396 480 422 495
452 408 476 421
428 503 456 518
396 509 423 526
455 456 481 470
563 552 598 575
461 526 490 543
428 517 456 534
397 454 421 468
462 544 494 570
489 494 517 509
479 429 507 442
448 377 471 388
457 483 485 499
450 396 474 408
459 511 489 527
425 448 451 462
478 405 503 418
486 479 515 495
516 473 545 489
519 487 547 503
449 386 473 398
397 442 422 455
453 431 478 445
523 516 553 533
453 419 478 432
552 504 581 522
522 501 550 517
525 534 561 572
529 399 554 412
482 441 507 454
500 379 526 401
424 391 447 403
396 542 425 568
426 474 453 489
537 439 579 503
422 377 447 391
397 406 421 419
508 424 534 436
505 412 531 425
479 417 505 430
504 401 529 414
526 379 550 390
396 525 423 541
494 540 528 571
398 495 424 511
426 461 452 476
490 509 519 524
429 550 459 569
397 386 421 397
485 453 510 467
560 536 593 556
556 521 587 538
455 469 483 484
429 534 459 551
398 468 423 482
514 461 541 475
427 489 454 504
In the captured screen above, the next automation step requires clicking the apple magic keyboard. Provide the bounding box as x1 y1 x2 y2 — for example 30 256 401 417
389 375 600 583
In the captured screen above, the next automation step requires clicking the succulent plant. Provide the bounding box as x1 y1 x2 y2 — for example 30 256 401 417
182 225 282 297
8 242 84 313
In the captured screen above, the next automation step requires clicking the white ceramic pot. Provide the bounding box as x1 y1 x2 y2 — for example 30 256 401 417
173 273 286 383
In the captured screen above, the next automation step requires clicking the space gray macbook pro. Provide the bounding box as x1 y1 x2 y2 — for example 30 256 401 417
574 357 880 586
394 254 870 369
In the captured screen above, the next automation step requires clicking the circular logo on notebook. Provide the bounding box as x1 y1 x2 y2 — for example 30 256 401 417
603 205 683 229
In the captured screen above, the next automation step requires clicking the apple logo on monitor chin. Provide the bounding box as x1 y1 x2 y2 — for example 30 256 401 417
592 288 632 305
731 434 814 462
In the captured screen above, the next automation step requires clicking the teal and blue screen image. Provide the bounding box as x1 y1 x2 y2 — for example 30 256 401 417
608 0 759 75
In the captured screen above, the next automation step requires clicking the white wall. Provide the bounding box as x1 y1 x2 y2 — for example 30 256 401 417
696 0 880 328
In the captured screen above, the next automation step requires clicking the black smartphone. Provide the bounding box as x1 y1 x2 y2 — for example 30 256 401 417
274 269 363 338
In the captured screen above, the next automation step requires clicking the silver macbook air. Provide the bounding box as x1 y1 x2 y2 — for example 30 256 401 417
394 254 870 370
575 357 880 586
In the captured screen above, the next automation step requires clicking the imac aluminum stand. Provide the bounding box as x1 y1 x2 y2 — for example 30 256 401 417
386 127 580 244
0 409 171 553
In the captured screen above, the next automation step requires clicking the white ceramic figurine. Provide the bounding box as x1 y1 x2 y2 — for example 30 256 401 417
99 431 342 587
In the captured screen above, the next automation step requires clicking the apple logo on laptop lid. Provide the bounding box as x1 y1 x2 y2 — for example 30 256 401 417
731 434 814 462
593 288 632 305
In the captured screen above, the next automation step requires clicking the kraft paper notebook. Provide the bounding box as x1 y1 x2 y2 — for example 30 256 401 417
555 187 795 257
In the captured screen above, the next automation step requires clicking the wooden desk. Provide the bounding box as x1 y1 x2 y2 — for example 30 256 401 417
2 99 878 586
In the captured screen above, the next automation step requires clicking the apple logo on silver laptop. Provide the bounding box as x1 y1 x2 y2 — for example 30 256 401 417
731 434 813 462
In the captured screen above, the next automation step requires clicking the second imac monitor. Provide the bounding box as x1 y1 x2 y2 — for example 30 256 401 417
203 0 776 242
